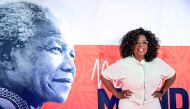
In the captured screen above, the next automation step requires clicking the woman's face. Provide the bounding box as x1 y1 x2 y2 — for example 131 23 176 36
10 20 76 104
133 35 148 60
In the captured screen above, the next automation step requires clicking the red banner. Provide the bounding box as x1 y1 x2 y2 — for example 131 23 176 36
42 45 190 109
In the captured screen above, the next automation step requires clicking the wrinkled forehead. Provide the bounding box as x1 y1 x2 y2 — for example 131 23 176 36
30 32 74 50
34 19 73 46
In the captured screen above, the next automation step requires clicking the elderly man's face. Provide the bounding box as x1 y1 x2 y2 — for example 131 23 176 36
10 20 76 103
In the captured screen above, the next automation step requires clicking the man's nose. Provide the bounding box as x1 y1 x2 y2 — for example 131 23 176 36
60 53 76 77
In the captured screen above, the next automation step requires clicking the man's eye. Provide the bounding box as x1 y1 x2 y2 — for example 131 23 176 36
70 52 75 58
49 47 63 54
69 50 75 58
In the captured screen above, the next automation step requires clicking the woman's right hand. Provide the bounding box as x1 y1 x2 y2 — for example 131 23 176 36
114 90 132 99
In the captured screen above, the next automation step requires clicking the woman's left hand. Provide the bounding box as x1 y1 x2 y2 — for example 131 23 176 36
152 91 164 98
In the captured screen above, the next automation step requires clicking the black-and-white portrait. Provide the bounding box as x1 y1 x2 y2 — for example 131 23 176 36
0 1 76 109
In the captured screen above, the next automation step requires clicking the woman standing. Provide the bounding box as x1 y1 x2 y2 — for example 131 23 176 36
100 27 176 109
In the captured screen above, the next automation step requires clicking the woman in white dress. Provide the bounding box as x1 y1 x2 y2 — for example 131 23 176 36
100 27 176 109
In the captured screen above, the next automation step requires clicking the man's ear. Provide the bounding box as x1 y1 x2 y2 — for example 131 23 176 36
0 41 16 71
0 58 15 71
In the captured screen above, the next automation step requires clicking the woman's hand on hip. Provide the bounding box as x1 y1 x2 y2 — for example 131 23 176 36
114 90 132 99
152 90 165 98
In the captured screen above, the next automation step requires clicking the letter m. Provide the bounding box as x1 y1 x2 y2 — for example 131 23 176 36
98 89 121 109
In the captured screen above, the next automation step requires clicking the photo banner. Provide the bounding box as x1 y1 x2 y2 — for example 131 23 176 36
0 0 189 109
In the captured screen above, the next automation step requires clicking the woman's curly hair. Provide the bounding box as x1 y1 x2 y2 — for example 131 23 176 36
119 27 160 62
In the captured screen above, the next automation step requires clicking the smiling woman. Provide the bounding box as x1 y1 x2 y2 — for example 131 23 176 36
100 27 176 109
0 1 76 109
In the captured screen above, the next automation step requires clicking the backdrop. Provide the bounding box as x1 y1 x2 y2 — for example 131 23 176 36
1 0 189 109
39 0 190 109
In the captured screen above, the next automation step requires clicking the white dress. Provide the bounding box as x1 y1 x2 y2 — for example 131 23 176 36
102 56 175 109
